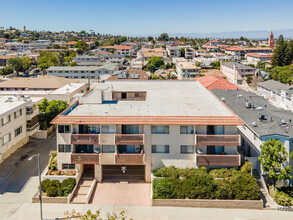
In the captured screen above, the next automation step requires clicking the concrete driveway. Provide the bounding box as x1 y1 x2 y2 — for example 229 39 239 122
90 182 151 206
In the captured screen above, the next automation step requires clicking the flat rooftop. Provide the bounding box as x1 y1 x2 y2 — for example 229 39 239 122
68 81 234 117
212 89 293 137
0 96 30 115
49 83 86 95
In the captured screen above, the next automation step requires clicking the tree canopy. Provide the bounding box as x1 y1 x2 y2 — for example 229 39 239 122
272 35 292 67
269 65 293 84
146 57 165 73
37 99 68 130
258 139 292 189
7 57 32 75
74 41 90 54
38 51 60 72
157 33 169 42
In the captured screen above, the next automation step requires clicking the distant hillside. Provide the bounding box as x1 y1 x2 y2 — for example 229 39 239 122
147 29 293 39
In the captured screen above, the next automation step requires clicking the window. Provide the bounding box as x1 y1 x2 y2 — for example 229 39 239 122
15 126 22 137
14 109 22 118
180 126 194 134
2 133 11 145
215 146 224 154
151 126 169 134
152 145 169 153
2 115 11 126
101 125 115 134
102 145 115 153
58 144 72 152
62 164 75 169
58 125 71 133
180 145 194 154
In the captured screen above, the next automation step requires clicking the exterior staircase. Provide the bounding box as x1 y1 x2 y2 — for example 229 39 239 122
70 171 94 204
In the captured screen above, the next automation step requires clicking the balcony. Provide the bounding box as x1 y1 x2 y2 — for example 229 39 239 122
26 122 39 132
196 134 240 146
115 151 145 165
196 154 240 166
71 153 99 164
115 134 144 145
71 134 100 145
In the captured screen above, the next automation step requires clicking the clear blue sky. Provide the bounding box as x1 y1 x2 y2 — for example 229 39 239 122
1 0 293 36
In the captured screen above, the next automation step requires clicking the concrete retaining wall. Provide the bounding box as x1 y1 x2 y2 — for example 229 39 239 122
32 191 68 204
152 199 263 209
32 125 55 139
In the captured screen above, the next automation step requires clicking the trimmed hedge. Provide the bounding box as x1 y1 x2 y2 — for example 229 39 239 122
40 178 76 197
153 167 260 200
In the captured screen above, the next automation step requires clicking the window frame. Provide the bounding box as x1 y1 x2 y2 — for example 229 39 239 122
152 145 169 153
180 145 194 154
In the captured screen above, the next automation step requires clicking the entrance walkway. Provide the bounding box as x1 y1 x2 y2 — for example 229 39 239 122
90 182 151 206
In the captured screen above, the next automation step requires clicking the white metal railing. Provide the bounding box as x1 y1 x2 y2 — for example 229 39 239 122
27 122 40 132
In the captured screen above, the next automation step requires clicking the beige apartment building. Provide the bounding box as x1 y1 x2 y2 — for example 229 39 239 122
51 81 243 182
0 96 39 163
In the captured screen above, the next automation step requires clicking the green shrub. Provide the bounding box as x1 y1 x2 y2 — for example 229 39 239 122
215 179 233 199
230 172 260 200
153 178 175 199
40 179 51 193
153 166 178 178
48 151 57 171
273 190 292 206
50 180 61 188
209 168 237 178
241 161 253 173
60 178 76 196
46 186 58 197
184 173 216 199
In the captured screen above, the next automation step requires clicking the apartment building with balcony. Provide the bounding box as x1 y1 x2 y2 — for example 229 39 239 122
212 88 293 184
176 61 201 79
0 96 39 163
166 46 181 57
51 81 243 182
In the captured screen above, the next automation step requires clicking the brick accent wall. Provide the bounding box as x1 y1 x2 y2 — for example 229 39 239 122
152 199 263 209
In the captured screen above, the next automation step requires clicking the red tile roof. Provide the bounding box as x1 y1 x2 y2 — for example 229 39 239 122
197 76 240 90
225 47 245 51
246 53 273 58
51 115 243 125
114 45 132 50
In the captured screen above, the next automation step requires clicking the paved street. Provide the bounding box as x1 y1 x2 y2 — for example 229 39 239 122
0 135 56 194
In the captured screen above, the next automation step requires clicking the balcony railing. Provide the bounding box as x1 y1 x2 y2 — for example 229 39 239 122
26 122 39 132
71 153 99 164
115 151 145 165
112 97 146 101
115 134 144 145
196 134 240 146
196 154 240 166
71 134 100 145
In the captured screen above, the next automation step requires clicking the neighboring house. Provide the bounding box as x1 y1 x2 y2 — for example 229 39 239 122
220 62 255 84
0 55 15 66
107 69 149 80
225 47 246 60
0 96 39 164
195 49 208 56
0 38 8 43
0 50 10 55
51 81 243 183
193 57 216 68
246 53 273 65
197 76 240 90
214 53 235 61
166 46 181 57
185 47 195 59
245 47 273 54
172 57 188 64
73 55 99 63
257 80 293 112
47 65 119 79
212 89 293 184
98 53 125 62
0 75 79 91
114 45 133 56
176 61 201 79
32 48 68 53
205 40 221 47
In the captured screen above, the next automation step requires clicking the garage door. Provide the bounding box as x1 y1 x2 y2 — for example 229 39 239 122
102 165 145 182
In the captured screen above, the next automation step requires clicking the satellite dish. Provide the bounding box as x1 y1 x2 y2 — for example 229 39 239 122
197 149 203 154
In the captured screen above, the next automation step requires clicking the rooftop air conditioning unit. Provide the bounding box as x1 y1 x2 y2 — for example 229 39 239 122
245 102 252 108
